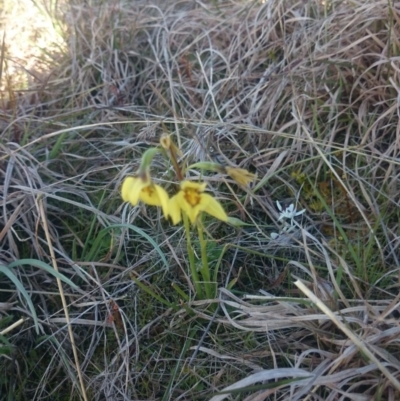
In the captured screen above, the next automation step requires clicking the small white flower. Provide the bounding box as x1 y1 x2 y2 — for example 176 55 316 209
271 200 306 241
276 201 305 221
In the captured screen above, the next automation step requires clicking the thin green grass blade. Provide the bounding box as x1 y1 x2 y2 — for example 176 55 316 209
48 131 68 159
7 259 78 289
213 243 229 283
0 333 13 349
0 264 39 333
0 332 14 357
82 190 106 258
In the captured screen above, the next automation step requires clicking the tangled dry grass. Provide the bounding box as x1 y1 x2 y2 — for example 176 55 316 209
1 0 400 400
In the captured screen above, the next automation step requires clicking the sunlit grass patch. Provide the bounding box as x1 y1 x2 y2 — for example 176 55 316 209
0 0 66 93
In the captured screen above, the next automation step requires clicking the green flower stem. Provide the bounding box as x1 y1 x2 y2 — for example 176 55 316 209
185 162 222 173
139 147 160 173
183 213 203 299
197 221 213 299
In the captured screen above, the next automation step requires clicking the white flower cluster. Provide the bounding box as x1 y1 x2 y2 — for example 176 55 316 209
270 201 306 239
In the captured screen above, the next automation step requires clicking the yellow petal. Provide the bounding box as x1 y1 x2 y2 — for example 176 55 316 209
122 177 151 206
185 204 200 223
127 177 148 206
176 191 199 223
121 177 135 202
138 184 169 214
139 185 161 206
180 181 207 192
168 195 182 225
176 181 228 223
154 184 170 218
122 176 170 218
201 194 228 221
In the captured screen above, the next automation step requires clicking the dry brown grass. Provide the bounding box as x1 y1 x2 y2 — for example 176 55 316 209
1 0 400 400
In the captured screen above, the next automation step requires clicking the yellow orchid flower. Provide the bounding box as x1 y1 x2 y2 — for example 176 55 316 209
121 176 169 218
168 181 228 224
